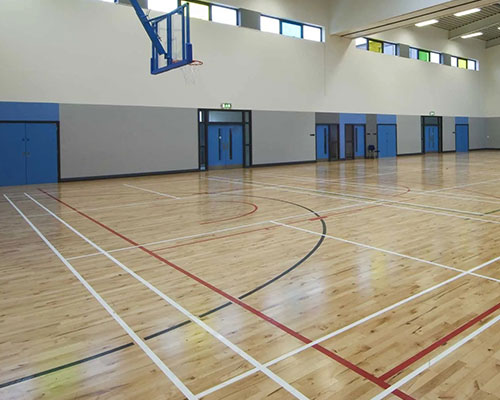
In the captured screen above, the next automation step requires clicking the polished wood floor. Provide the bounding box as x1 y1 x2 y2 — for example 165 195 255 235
1 151 500 400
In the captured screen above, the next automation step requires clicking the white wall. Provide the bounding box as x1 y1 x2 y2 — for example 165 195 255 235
484 45 500 118
0 0 491 119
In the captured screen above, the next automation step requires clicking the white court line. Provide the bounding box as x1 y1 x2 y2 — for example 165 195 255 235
209 177 500 226
424 177 500 193
257 172 500 206
123 184 181 199
3 195 196 400
371 311 500 399
198 253 500 397
65 202 368 261
271 221 500 284
25 193 308 400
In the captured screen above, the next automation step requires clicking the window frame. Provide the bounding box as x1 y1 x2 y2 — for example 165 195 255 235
178 0 239 25
280 19 303 39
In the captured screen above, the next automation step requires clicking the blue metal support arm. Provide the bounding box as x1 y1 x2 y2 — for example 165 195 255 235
128 0 166 56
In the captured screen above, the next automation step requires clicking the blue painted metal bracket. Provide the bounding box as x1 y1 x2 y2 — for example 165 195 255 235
128 0 193 74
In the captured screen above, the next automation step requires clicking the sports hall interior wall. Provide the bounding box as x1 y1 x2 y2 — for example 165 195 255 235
0 0 499 180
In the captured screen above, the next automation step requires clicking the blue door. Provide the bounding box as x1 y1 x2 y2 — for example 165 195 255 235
0 123 26 186
316 125 329 161
26 123 58 184
208 126 226 168
377 125 397 158
207 125 243 168
425 126 439 153
354 125 365 158
226 125 243 167
455 124 469 152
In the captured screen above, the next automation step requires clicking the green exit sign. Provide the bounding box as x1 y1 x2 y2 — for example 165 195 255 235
221 103 232 110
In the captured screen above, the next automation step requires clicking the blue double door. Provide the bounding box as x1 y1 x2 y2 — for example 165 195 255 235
345 124 365 159
455 124 469 152
207 125 243 168
424 125 440 153
377 124 397 158
0 123 58 186
316 125 339 161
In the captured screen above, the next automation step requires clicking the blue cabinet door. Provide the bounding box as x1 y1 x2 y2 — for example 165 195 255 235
226 125 243 166
26 123 58 184
316 125 329 160
207 126 225 168
455 125 469 152
354 125 365 158
425 126 439 153
378 125 397 158
0 123 27 186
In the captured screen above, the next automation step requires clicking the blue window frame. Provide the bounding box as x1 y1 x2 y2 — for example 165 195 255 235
281 20 302 38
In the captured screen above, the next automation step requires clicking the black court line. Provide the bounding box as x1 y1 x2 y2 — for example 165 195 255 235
1 194 326 389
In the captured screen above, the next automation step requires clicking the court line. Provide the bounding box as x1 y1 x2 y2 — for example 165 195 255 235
200 200 258 225
3 195 196 400
258 172 500 206
65 203 363 261
378 300 500 381
25 193 308 400
123 184 181 199
209 177 500 225
36 191 413 399
198 254 500 397
371 311 500 400
424 177 500 193
271 221 500 284
1 194 330 390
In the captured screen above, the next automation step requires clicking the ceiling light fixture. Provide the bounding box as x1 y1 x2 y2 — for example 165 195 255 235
454 8 481 17
415 19 439 27
461 32 483 38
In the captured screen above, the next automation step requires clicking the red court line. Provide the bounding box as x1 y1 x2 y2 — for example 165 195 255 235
200 200 258 225
379 300 500 381
39 189 414 399
153 226 276 251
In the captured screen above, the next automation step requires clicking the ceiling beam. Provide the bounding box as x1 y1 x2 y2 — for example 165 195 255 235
486 36 500 47
449 13 500 39
338 0 499 38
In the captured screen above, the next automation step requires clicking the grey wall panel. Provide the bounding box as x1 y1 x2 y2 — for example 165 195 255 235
469 117 487 149
442 117 455 152
239 9 261 30
366 114 377 150
315 112 340 125
252 111 315 165
60 104 198 179
396 115 421 154
486 118 500 148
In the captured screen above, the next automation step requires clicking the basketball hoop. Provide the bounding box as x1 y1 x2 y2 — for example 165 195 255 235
182 59 203 85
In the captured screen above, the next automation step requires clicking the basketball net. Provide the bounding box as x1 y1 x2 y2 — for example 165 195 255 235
182 60 203 85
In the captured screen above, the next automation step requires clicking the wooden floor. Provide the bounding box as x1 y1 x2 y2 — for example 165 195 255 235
1 151 500 400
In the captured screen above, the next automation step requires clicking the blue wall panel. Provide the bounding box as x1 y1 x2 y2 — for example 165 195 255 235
0 102 59 121
26 123 59 184
0 123 27 186
455 117 469 125
377 114 397 125
339 113 366 159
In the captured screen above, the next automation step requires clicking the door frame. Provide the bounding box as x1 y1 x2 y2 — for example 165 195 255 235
329 124 340 162
345 123 367 159
198 109 251 171
376 123 398 157
455 123 469 152
421 116 443 154
0 120 61 183
315 124 339 162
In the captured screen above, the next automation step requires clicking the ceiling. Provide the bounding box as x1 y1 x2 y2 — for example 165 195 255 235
434 3 500 43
